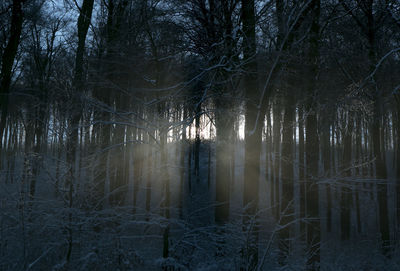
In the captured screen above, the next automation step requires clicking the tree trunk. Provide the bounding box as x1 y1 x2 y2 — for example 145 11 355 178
214 0 236 226
214 99 233 224
194 103 201 182
396 99 400 230
373 97 390 253
341 111 353 241
279 92 295 260
145 131 153 219
266 108 273 206
242 0 262 268
299 106 306 236
365 0 390 254
159 103 171 219
272 100 281 220
321 119 331 233
133 124 142 214
0 0 25 151
305 1 320 269
179 106 187 218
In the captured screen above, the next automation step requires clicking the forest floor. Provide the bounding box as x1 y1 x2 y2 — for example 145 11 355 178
1 142 400 270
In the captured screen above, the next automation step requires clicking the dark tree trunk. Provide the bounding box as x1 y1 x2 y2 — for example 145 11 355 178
299 106 306 236
341 112 353 241
145 130 154 219
188 125 192 194
158 103 171 219
356 116 363 176
92 0 126 208
305 1 320 269
214 0 235 226
70 0 94 183
321 119 331 233
241 0 264 268
373 98 390 253
266 107 273 205
24 122 34 206
0 0 25 151
133 118 143 214
270 108 276 208
279 92 295 260
179 106 187 218
396 99 400 230
355 116 362 233
366 0 390 254
397 103 400 179
65 0 94 263
194 102 201 181
74 0 95 90
214 100 233 224
272 100 281 221
111 95 128 205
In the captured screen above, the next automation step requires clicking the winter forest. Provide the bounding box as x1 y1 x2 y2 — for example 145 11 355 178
0 0 400 270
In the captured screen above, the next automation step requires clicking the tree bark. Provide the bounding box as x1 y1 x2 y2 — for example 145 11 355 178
242 0 262 268
0 0 25 151
396 98 400 230
194 102 201 181
279 92 295 261
305 1 320 269
341 111 353 241
179 106 187 218
272 100 281 221
321 118 331 233
214 99 233 223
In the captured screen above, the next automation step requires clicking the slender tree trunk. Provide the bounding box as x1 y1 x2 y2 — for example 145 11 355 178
373 98 390 253
341 111 353 241
299 106 306 236
159 103 171 219
179 106 187 218
207 129 212 189
279 93 295 261
24 122 34 210
231 116 237 184
145 132 153 219
194 103 201 182
266 107 273 206
272 100 281 220
355 116 362 233
305 1 320 269
188 125 192 194
133 127 141 213
321 119 331 233
397 103 400 179
133 111 143 214
127 128 134 207
159 104 171 257
356 116 362 175
396 100 400 231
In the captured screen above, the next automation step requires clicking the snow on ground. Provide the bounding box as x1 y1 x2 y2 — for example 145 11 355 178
1 143 400 270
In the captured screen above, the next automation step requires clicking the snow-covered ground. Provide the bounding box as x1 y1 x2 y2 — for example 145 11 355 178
0 142 399 270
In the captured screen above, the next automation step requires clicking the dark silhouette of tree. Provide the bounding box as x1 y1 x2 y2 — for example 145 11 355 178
0 0 25 149
305 0 320 268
